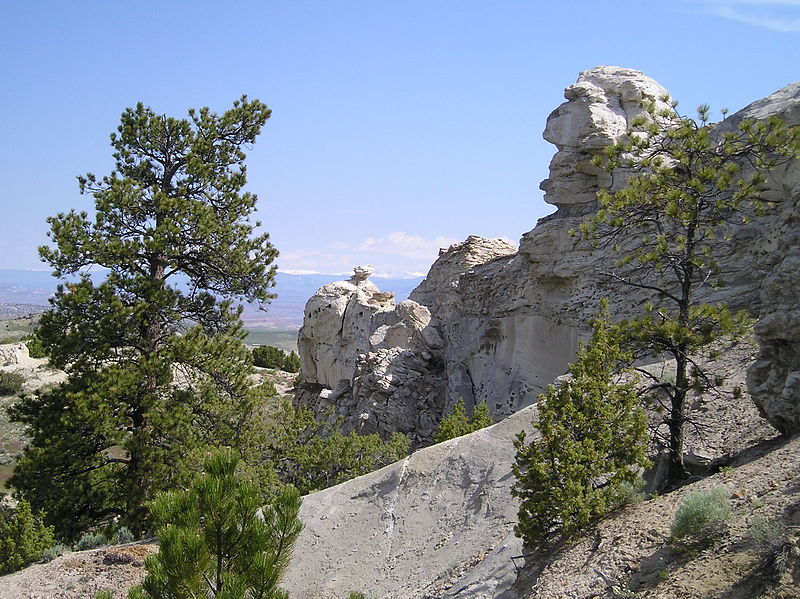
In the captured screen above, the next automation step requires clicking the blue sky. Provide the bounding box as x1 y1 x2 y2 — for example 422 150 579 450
1 0 798 277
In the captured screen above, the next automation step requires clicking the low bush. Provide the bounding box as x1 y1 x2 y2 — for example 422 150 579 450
671 485 732 546
434 399 493 443
39 543 69 563
0 371 24 395
749 516 785 552
112 525 134 544
74 531 107 551
0 499 55 574
252 345 287 369
252 345 302 373
749 516 789 585
25 337 46 359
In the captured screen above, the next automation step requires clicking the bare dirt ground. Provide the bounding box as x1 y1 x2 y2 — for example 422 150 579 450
0 543 157 599
518 435 800 599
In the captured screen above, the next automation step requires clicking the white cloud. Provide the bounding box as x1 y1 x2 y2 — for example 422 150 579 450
275 232 464 278
357 232 459 260
692 0 800 31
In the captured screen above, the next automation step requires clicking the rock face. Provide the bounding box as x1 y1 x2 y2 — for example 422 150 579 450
296 67 800 443
746 86 800 433
538 66 671 215
281 404 537 599
296 266 451 444
297 265 394 389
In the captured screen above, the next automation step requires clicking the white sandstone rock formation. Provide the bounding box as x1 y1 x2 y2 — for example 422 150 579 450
744 81 800 433
295 67 800 446
539 66 671 213
297 265 395 388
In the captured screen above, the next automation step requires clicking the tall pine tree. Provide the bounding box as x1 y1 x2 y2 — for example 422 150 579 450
585 102 799 485
10 97 277 540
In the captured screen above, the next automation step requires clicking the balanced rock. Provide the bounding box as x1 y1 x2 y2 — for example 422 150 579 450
297 265 394 388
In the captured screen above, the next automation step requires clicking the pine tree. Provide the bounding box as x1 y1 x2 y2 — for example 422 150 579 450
262 399 410 495
128 449 302 599
433 399 493 443
584 101 799 485
0 499 55 574
512 301 649 548
252 346 288 369
9 97 277 540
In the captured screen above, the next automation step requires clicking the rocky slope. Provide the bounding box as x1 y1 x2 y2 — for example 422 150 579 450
0 344 783 599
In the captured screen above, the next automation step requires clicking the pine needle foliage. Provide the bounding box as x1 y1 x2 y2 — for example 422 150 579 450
0 499 55 574
512 301 650 548
129 448 302 599
9 97 277 540
583 100 800 485
262 400 410 495
433 399 493 443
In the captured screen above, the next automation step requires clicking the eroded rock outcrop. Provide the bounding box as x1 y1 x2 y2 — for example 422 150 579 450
296 67 800 445
746 87 800 433
297 265 395 389
296 266 451 443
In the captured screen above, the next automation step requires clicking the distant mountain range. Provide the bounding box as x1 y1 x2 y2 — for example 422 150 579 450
0 270 424 330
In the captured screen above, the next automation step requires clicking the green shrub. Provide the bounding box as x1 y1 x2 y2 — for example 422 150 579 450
671 486 732 546
749 516 785 552
252 345 287 369
749 516 790 586
39 543 69 562
128 449 303 599
26 337 46 359
512 301 650 547
0 371 24 395
112 525 134 544
253 345 302 373
74 531 107 551
283 350 301 373
94 591 113 599
0 499 55 574
434 399 493 443
265 400 410 495
618 478 646 506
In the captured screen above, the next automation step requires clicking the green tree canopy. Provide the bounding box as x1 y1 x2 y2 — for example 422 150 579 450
584 101 799 485
433 399 493 443
512 301 650 548
10 97 277 540
261 400 410 495
129 449 302 599
0 499 55 574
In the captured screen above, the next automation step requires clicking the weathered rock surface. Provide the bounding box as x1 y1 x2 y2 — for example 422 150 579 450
740 82 800 435
296 266 452 444
297 265 395 389
538 66 671 212
296 67 799 442
281 404 537 599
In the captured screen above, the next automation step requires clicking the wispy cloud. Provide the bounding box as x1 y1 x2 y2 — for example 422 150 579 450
276 232 463 278
692 0 800 31
357 232 460 260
